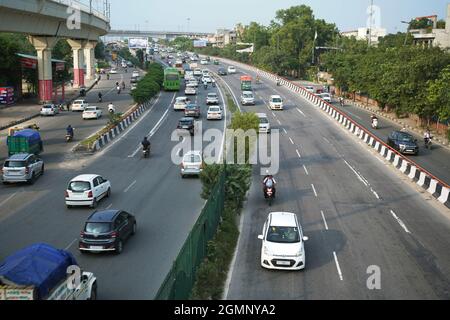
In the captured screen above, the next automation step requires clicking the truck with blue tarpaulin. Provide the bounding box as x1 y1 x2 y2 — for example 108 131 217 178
6 129 43 156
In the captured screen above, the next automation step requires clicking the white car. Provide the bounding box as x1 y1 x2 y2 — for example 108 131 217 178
185 71 194 80
227 66 236 74
269 95 284 110
202 69 209 77
318 93 332 103
202 75 212 84
258 212 309 271
174 97 189 111
185 84 197 96
40 104 59 116
200 59 208 65
181 151 203 178
132 71 140 78
72 99 88 112
207 106 223 120
82 106 102 120
193 68 202 77
257 113 271 134
241 91 255 105
188 79 199 87
305 85 315 93
206 93 219 105
110 68 118 74
65 174 111 209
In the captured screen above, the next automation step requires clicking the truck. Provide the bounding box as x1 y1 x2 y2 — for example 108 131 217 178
240 75 253 91
0 243 97 300
6 129 43 156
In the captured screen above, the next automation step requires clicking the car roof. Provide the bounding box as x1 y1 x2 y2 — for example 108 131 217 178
271 95 282 99
256 113 268 118
242 91 253 95
208 92 217 96
180 117 194 121
70 174 100 182
176 96 188 100
269 212 298 227
6 153 32 161
85 106 98 109
74 100 85 103
208 105 221 109
87 210 121 223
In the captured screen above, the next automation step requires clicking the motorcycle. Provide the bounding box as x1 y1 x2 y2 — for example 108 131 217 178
143 146 150 158
424 137 433 150
117 87 121 94
371 118 379 129
264 187 275 206
66 133 73 143
98 96 103 103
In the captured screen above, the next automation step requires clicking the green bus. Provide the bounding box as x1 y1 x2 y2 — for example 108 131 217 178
163 67 181 91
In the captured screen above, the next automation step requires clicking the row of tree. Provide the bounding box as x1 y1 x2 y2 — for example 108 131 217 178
131 62 164 104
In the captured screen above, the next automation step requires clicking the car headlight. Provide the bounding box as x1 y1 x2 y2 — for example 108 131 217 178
295 250 303 257
399 144 407 150
263 246 272 256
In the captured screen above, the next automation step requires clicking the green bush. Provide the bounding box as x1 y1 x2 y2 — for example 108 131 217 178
131 63 164 104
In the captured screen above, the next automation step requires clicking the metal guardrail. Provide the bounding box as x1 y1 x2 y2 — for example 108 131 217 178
50 0 109 21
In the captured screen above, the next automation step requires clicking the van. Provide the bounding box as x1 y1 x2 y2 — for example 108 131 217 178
269 95 284 110
257 113 271 134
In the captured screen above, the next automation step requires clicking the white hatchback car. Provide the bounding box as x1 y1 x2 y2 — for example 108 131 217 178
181 151 203 178
40 104 59 116
227 66 237 74
65 174 111 209
110 68 118 74
258 212 308 271
83 106 102 120
318 93 332 103
185 84 197 96
72 99 88 112
200 59 208 65
174 97 189 111
257 113 271 134
269 95 284 110
207 106 223 120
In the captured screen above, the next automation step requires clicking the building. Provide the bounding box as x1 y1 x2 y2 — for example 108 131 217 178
341 27 387 45
410 4 450 49
211 29 237 48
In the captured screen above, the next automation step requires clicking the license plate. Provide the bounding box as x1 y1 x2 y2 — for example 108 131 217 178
90 246 103 250
182 126 189 129
276 261 291 266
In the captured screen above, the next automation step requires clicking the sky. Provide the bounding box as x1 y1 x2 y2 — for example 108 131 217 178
99 0 450 34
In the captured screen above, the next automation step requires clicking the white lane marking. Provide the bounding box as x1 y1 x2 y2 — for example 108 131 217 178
65 239 78 251
303 165 309 176
277 119 282 125
343 159 369 187
311 184 318 197
333 252 344 281
0 193 17 207
289 137 295 145
321 211 329 231
296 149 302 159
390 210 411 234
283 128 287 134
296 108 306 117
272 112 277 117
214 75 229 163
218 74 241 112
323 137 331 144
343 109 362 120
124 180 137 193
371 188 381 200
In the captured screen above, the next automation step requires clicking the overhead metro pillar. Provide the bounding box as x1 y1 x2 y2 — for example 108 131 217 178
84 41 97 80
28 36 58 104
67 39 87 88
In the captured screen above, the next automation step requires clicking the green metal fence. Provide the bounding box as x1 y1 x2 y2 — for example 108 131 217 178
155 170 226 300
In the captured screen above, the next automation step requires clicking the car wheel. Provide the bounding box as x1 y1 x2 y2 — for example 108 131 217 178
106 188 111 198
40 165 45 176
89 283 97 300
115 240 123 254
131 222 137 236
66 205 72 209
91 198 98 209
28 173 36 185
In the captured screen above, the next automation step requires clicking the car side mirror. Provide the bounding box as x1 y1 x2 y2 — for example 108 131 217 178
303 236 309 242
258 235 264 240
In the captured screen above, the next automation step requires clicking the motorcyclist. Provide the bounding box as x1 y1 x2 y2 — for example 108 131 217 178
263 171 277 198
339 97 344 106
108 102 115 114
66 125 74 138
121 80 126 90
212 79 216 87
142 137 151 152
276 78 280 86
424 129 433 146
106 73 110 80
256 75 261 84
98 92 103 102
117 85 121 94
371 114 378 127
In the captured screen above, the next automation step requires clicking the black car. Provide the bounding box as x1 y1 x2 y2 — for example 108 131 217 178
218 68 227 76
79 210 137 255
387 131 419 155
177 117 195 136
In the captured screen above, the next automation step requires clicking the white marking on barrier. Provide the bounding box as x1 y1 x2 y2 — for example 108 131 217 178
427 179 438 195
417 172 426 187
438 187 450 205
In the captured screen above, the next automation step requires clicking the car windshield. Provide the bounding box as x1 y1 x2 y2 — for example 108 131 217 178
267 226 300 244
179 120 193 126
398 134 414 142
210 107 220 112
74 100 84 104
4 161 26 168
259 118 269 124
184 154 201 163
176 98 186 103
85 107 96 112
208 94 217 98
186 105 198 110
272 98 282 103
69 181 91 192
244 94 253 99
85 222 111 234
42 105 53 109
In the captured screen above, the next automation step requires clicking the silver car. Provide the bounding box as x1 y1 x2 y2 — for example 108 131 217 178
181 151 203 178
2 153 44 185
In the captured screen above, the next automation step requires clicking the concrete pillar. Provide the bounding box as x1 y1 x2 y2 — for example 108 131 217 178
67 39 87 88
84 41 97 80
28 36 58 104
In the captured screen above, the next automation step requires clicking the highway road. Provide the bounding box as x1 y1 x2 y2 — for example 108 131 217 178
204 60 450 300
0 65 228 299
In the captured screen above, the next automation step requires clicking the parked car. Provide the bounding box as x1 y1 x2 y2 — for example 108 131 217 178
181 151 203 178
2 153 44 185
174 96 189 111
65 174 111 209
257 113 271 134
206 93 219 105
184 104 201 118
79 210 136 255
269 95 284 110
40 104 59 116
258 212 308 271
387 131 419 155
82 106 102 120
72 99 88 112
241 91 255 106
218 68 228 76
227 66 237 74
207 106 223 120
177 117 195 136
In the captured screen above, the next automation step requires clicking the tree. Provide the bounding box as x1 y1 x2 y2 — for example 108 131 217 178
95 41 106 60
436 19 446 29
427 66 450 123
409 18 433 30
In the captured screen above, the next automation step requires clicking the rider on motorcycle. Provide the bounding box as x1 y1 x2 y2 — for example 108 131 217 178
424 129 433 146
108 102 115 114
121 80 126 90
371 114 378 127
142 137 151 153
263 171 277 198
66 125 74 138
98 92 103 102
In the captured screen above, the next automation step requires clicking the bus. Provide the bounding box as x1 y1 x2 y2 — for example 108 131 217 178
240 75 253 91
163 68 181 91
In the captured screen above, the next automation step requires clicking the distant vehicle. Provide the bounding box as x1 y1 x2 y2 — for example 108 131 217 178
185 83 197 96
241 91 255 106
130 76 139 84
184 103 201 118
318 93 331 103
109 68 118 74
181 151 203 178
218 68 227 76
206 92 219 105
184 70 194 80
65 174 111 209
177 117 195 136
82 106 102 120
174 97 189 111
269 95 284 110
131 83 137 91
227 66 236 74
127 62 134 68
202 69 209 76
132 71 140 78
202 75 212 84
257 113 271 134
40 104 59 116
200 59 208 65
304 85 315 93
72 99 88 112
387 131 419 155
174 60 185 76
193 68 202 77
207 106 223 120
163 67 181 91
258 212 308 271
213 59 220 65
240 75 253 91
187 78 199 87
6 129 43 156
2 153 44 185
79 210 137 255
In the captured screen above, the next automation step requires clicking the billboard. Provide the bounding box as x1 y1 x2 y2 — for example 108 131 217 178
193 40 207 48
129 38 149 49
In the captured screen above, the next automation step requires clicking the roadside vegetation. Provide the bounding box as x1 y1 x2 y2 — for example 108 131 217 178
131 62 164 104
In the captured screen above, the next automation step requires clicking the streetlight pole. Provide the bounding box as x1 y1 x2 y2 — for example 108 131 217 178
401 21 411 45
